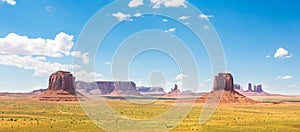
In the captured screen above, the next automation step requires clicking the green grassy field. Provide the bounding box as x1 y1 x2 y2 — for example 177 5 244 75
1 96 300 131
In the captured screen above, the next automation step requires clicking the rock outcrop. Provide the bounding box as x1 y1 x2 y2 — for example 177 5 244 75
164 84 181 97
48 71 75 94
213 73 234 91
37 71 78 101
198 73 258 104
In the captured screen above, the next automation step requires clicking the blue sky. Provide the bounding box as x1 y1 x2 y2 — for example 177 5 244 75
0 0 299 95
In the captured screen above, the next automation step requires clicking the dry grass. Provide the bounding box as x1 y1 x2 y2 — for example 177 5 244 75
1 96 300 131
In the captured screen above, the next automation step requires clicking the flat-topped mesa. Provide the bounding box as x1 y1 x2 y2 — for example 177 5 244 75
48 71 75 94
75 81 141 96
213 73 234 91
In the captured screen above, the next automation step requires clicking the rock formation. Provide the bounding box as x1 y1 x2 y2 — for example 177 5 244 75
197 73 258 104
75 81 141 96
48 71 75 94
136 86 165 96
248 83 252 91
234 84 241 90
164 84 181 97
236 84 266 96
213 73 234 91
37 71 78 101
255 85 263 92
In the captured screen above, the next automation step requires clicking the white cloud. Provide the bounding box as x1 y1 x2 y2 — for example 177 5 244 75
1 0 16 6
128 0 144 8
112 12 132 21
274 47 292 59
80 52 90 64
277 75 293 80
134 12 143 17
104 61 112 65
165 27 176 33
175 74 188 81
45 6 56 12
163 19 168 22
0 32 89 64
265 55 271 59
0 54 98 80
150 0 187 9
199 13 213 20
0 32 72 57
0 54 76 76
205 79 211 82
73 70 103 82
183 22 189 25
178 16 190 20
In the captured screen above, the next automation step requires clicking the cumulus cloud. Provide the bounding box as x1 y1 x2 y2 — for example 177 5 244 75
73 70 103 82
175 74 188 81
165 27 176 33
0 32 89 64
104 61 112 65
178 16 190 20
274 47 292 59
205 79 211 82
128 0 144 8
1 0 16 6
277 75 293 80
78 52 89 64
0 54 76 76
134 12 143 17
112 12 132 21
150 0 187 9
199 13 213 20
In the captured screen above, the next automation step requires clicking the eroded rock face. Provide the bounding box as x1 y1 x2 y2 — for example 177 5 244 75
75 81 141 96
213 73 234 91
37 71 78 101
48 71 75 94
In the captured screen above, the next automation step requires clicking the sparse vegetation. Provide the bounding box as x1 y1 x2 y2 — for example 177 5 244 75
1 96 300 131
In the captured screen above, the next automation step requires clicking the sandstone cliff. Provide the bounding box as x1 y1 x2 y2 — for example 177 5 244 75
37 71 78 101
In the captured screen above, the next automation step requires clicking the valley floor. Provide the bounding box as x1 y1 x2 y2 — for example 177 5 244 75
1 96 300 131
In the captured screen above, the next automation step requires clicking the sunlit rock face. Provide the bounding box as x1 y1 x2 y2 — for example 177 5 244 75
48 71 75 94
38 71 77 101
213 73 234 91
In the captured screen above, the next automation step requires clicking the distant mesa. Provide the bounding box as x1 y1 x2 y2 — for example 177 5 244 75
136 86 165 96
35 70 259 104
75 81 141 96
37 71 78 101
